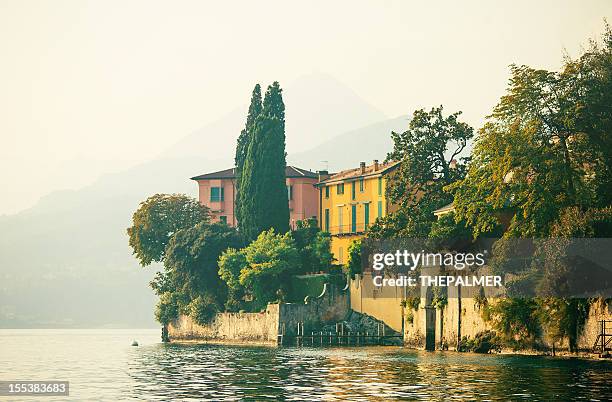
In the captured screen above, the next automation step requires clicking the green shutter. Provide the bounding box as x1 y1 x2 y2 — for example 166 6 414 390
324 209 329 232
378 200 383 217
351 181 355 200
351 205 357 232
360 178 364 192
210 187 220 202
378 177 382 195
325 186 329 198
220 187 225 201
364 203 369 230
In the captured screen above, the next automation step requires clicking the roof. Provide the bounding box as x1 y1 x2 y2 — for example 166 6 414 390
433 203 455 217
191 167 236 180
317 160 400 186
191 165 318 181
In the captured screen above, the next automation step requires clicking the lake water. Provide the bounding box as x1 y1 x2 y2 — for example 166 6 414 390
1 329 611 401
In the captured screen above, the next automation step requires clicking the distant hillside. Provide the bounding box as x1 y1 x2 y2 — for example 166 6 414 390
0 75 404 328
288 115 409 173
161 73 387 159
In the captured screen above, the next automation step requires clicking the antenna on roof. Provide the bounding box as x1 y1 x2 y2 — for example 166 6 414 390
321 160 329 171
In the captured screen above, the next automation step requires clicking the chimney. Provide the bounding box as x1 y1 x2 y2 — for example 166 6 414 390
318 170 329 182
449 159 457 169
373 159 379 171
360 161 366 174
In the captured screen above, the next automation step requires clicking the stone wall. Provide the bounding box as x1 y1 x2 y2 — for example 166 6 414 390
168 304 281 345
167 282 350 345
279 283 350 337
403 279 612 352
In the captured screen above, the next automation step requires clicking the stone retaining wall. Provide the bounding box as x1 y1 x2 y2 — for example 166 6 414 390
167 282 350 345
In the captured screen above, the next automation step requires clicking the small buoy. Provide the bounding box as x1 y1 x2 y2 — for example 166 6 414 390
131 340 139 346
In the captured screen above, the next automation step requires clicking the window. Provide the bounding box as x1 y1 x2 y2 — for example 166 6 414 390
219 215 227 224
336 183 344 194
351 181 356 200
364 203 370 230
351 205 357 233
287 185 293 201
359 178 364 192
325 186 329 198
378 177 383 195
337 206 343 233
378 200 383 217
210 187 224 202
324 209 330 232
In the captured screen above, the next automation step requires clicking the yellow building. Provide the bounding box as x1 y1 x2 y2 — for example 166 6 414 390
316 160 400 264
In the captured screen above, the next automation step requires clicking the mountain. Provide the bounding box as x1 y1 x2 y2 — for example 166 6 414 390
0 74 403 328
161 73 387 158
288 115 409 173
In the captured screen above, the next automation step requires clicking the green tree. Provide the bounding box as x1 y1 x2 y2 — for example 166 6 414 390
346 239 362 277
235 84 263 228
292 219 333 274
217 248 248 311
164 222 242 304
239 82 290 241
452 25 612 237
127 194 209 266
154 292 180 325
368 106 474 238
453 26 612 353
218 229 298 311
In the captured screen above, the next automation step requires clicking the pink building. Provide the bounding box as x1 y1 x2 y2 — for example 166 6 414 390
191 166 320 228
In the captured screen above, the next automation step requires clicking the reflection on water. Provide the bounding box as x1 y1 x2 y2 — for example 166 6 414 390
1 329 611 401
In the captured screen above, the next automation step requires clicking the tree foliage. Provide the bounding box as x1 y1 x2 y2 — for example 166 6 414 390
164 222 242 302
368 106 474 238
452 25 612 237
235 84 263 229
291 219 333 274
346 239 362 277
456 25 612 352
238 82 290 241
218 229 298 311
127 194 209 266
154 292 180 325
485 298 540 349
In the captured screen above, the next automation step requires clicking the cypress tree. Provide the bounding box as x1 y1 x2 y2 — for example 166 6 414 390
235 84 262 228
239 82 289 241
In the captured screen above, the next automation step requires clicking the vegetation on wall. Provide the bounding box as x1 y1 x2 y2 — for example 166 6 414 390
345 239 363 277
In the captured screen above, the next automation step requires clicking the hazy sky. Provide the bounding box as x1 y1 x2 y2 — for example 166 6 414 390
1 0 610 215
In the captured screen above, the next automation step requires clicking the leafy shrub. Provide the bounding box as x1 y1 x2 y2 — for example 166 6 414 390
406 310 414 325
485 298 540 349
458 330 501 353
431 286 448 309
401 296 420 311
155 292 180 325
188 295 219 325
473 286 488 310
345 239 362 277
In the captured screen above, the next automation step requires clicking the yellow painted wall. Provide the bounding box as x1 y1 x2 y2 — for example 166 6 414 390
319 175 389 264
349 272 406 332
